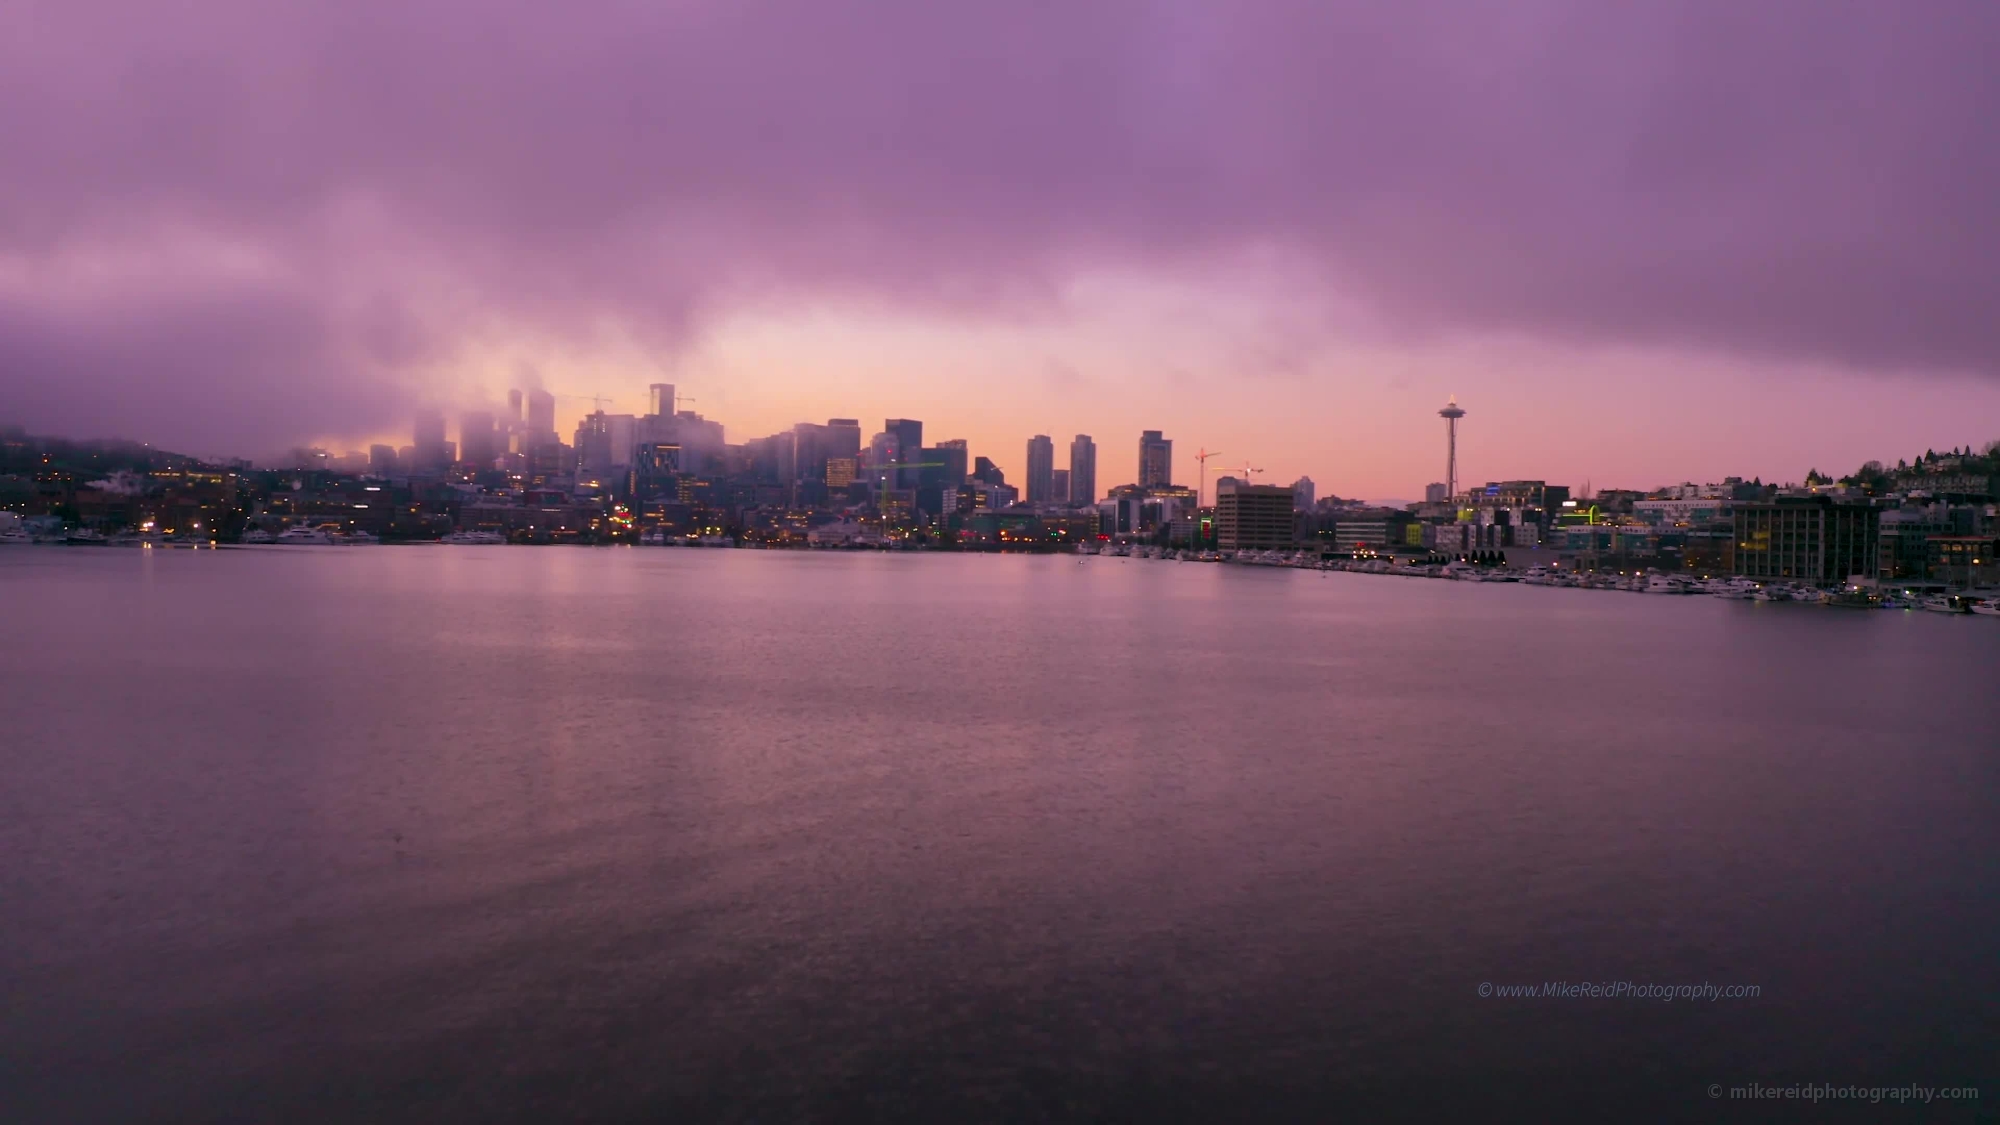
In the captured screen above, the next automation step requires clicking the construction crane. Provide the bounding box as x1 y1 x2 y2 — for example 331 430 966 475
555 393 618 413
1217 461 1265 486
1193 447 1224 507
868 458 947 518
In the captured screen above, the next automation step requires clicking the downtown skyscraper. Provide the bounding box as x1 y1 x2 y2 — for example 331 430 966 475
1025 435 1055 503
1068 435 1097 505
1138 430 1173 488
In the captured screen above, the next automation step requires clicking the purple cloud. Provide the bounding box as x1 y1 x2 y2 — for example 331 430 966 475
3 0 1996 452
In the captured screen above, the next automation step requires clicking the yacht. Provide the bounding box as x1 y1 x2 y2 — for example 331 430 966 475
1878 594 1914 610
1920 594 1966 614
275 524 336 544
1823 586 1880 609
333 531 379 545
442 530 507 545
65 529 109 545
1711 578 1760 600
1968 600 2000 617
239 528 276 544
0 513 32 545
1644 574 1694 594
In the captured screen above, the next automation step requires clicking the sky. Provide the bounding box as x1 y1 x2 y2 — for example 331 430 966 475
5 0 2000 497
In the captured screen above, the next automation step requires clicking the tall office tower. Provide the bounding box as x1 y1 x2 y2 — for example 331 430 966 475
414 408 446 448
1292 476 1315 510
790 422 827 480
1026 435 1055 503
507 389 523 424
1068 434 1097 505
527 389 556 439
932 439 969 485
605 415 638 469
573 412 614 477
1051 469 1070 504
369 444 399 474
868 430 901 470
825 419 863 465
1138 430 1173 488
649 383 676 418
884 419 923 463
973 456 1006 486
413 408 450 469
458 411 497 468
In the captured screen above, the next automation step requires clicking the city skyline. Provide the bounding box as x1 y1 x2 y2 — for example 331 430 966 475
7 1 2000 496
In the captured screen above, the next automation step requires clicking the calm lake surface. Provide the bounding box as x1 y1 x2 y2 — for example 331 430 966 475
3 547 1996 1121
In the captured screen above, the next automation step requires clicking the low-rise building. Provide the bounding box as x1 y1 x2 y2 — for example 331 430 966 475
1215 481 1295 550
1732 497 1878 584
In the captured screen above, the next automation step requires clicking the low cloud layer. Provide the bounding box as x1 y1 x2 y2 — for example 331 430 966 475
4 0 1996 452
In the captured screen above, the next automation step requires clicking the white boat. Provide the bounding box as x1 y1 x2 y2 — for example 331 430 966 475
1644 574 1694 594
275 524 336 544
0 513 33 545
65 529 109 545
1920 595 1965 614
1968 600 2000 617
332 531 378 545
239 528 276 544
1711 578 1760 600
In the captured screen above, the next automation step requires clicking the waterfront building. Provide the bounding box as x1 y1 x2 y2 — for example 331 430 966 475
1877 506 1949 581
1732 497 1879 584
1215 480 1294 550
1292 476 1315 510
1926 536 2000 588
1325 508 1416 553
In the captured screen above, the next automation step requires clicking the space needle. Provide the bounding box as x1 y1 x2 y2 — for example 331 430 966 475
1438 396 1466 502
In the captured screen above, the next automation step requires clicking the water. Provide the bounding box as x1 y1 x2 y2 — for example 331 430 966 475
3 548 1996 1121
